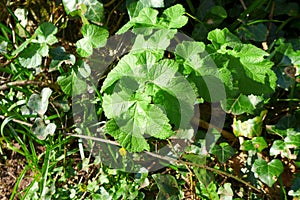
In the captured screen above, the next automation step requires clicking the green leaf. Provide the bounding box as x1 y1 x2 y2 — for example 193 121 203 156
221 94 263 115
175 41 206 74
102 51 197 152
240 137 268 152
18 43 42 68
237 23 268 42
35 22 58 45
266 125 287 138
105 98 174 152
102 90 137 119
117 4 188 34
140 0 164 8
231 44 276 90
105 119 150 152
62 0 104 23
207 28 240 49
288 189 300 197
217 183 233 200
190 74 227 102
77 60 91 78
49 46 76 70
31 118 56 140
12 38 33 56
161 4 188 28
285 46 300 65
132 29 177 52
211 142 235 163
101 54 144 92
127 0 164 19
0 41 8 54
232 110 267 138
27 87 52 116
57 70 87 96
126 1 146 19
285 129 300 148
82 0 104 23
270 140 297 160
62 0 79 14
133 7 158 25
196 181 220 200
76 24 109 57
152 174 180 200
251 159 284 187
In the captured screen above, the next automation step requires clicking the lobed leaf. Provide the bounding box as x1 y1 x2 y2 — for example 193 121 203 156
251 159 284 187
211 142 235 163
27 87 52 116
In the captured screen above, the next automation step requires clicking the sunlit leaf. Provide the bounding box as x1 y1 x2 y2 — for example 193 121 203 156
35 22 58 45
76 24 109 57
232 110 267 138
251 159 284 187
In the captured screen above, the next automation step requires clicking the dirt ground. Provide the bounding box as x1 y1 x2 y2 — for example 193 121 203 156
0 144 33 200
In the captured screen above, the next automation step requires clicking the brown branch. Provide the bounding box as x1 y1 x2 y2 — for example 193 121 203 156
104 0 117 7
191 117 237 141
239 0 247 10
67 133 261 193
0 80 49 91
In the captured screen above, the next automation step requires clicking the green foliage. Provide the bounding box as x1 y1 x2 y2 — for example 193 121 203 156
211 142 235 163
117 4 188 34
252 159 284 187
76 24 109 57
17 22 58 69
62 0 105 24
152 174 181 199
1 0 300 199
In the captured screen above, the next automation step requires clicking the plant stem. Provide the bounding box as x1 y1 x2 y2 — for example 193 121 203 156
0 115 33 127
69 133 262 193
0 80 49 91
185 0 195 14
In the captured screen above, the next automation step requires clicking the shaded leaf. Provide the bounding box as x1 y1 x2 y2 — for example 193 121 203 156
27 88 52 116
152 174 180 200
49 46 76 70
237 23 268 42
211 142 235 163
31 118 56 140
